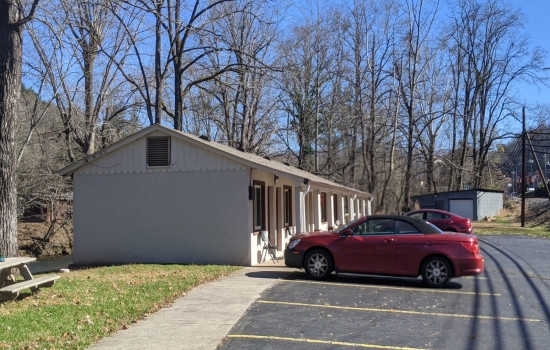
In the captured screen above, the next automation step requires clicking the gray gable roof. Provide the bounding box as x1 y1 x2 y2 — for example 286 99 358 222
59 124 372 198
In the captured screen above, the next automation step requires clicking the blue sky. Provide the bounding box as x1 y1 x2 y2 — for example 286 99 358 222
508 0 550 105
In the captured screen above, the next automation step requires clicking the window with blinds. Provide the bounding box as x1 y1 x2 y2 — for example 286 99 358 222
147 136 171 167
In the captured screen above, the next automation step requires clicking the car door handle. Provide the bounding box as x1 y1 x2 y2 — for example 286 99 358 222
383 238 395 243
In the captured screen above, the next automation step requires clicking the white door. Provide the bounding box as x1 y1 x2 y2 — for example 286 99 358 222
449 199 474 219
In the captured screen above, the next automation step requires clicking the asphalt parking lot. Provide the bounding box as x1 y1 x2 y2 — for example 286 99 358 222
218 235 550 350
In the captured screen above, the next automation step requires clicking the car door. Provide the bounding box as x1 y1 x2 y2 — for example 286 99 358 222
393 219 430 276
335 218 396 274
426 211 449 231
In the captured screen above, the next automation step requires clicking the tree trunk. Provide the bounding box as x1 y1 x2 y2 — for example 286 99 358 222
0 1 23 257
174 57 183 131
154 0 163 125
84 53 97 155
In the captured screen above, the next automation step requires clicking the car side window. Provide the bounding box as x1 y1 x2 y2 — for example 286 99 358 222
427 212 443 220
409 212 423 220
396 220 421 234
366 219 395 234
350 222 368 235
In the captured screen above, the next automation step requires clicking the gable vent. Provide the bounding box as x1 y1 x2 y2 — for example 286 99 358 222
147 136 171 167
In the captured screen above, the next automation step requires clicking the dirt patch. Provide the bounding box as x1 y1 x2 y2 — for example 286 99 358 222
525 198 550 227
18 221 73 257
503 197 550 227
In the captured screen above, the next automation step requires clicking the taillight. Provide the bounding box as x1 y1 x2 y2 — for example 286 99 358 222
461 240 479 253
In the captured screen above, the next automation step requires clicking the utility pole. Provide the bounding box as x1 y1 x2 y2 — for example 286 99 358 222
521 107 526 227
526 133 550 201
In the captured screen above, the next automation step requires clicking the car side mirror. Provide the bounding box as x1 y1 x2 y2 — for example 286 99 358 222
341 228 353 236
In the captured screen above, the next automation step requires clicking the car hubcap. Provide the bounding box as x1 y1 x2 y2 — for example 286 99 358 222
308 254 327 277
426 260 448 285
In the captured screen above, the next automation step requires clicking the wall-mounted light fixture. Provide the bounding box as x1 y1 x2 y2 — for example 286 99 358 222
304 178 309 185
274 175 279 184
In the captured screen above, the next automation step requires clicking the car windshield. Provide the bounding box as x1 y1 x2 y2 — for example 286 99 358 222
334 217 364 234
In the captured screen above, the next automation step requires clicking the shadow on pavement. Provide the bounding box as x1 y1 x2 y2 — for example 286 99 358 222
245 270 295 280
247 269 464 290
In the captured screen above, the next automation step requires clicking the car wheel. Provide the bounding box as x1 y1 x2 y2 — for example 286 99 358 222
421 256 452 288
304 249 333 280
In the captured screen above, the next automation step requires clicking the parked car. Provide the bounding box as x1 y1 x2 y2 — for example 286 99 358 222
284 215 484 287
406 209 473 234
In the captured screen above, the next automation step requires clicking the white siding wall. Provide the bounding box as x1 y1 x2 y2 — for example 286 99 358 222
75 131 246 175
73 170 250 265
72 134 252 266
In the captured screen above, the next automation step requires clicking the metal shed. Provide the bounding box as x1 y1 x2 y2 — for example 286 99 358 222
412 189 503 221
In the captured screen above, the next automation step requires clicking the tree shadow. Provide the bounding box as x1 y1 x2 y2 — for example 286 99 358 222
282 271 464 289
469 238 550 350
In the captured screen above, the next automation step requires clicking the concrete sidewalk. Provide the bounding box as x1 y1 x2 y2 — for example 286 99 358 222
88 261 294 350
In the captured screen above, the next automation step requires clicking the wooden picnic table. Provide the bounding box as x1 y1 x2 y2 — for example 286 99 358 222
0 257 59 301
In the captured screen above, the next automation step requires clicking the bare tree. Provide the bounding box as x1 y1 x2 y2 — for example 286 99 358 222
160 0 254 131
394 0 439 211
107 0 169 126
343 0 396 194
16 87 73 256
28 0 138 160
414 50 451 193
447 0 543 189
0 0 40 257
195 0 280 154
278 20 332 172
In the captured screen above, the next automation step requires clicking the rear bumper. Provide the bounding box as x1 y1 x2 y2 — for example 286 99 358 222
284 249 304 268
454 255 484 277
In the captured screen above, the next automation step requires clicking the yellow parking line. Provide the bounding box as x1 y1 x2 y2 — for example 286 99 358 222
460 276 488 280
258 300 542 322
227 334 430 350
282 279 500 296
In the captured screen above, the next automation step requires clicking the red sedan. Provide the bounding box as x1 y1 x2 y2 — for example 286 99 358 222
284 215 484 287
406 209 473 234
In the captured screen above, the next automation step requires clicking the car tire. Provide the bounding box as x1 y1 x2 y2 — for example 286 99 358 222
421 256 452 288
304 249 333 280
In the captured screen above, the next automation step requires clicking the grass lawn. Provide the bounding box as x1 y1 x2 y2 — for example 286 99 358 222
473 219 550 238
0 264 241 349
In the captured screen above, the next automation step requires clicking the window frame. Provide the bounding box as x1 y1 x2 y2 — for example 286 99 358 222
253 181 266 231
332 194 338 222
344 196 349 215
283 186 292 227
320 192 327 223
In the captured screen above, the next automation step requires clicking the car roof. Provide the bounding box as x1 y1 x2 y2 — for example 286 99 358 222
364 215 442 234
407 209 456 216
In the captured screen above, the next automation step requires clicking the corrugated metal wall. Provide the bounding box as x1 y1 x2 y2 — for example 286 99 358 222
412 190 503 221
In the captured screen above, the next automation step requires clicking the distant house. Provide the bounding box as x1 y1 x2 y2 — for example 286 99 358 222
412 189 503 220
60 124 372 266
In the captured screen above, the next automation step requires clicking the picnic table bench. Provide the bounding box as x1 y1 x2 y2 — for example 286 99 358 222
0 257 59 301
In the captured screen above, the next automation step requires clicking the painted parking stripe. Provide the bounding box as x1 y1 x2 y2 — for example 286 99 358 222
258 300 542 322
282 279 500 296
227 334 431 350
458 276 488 280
